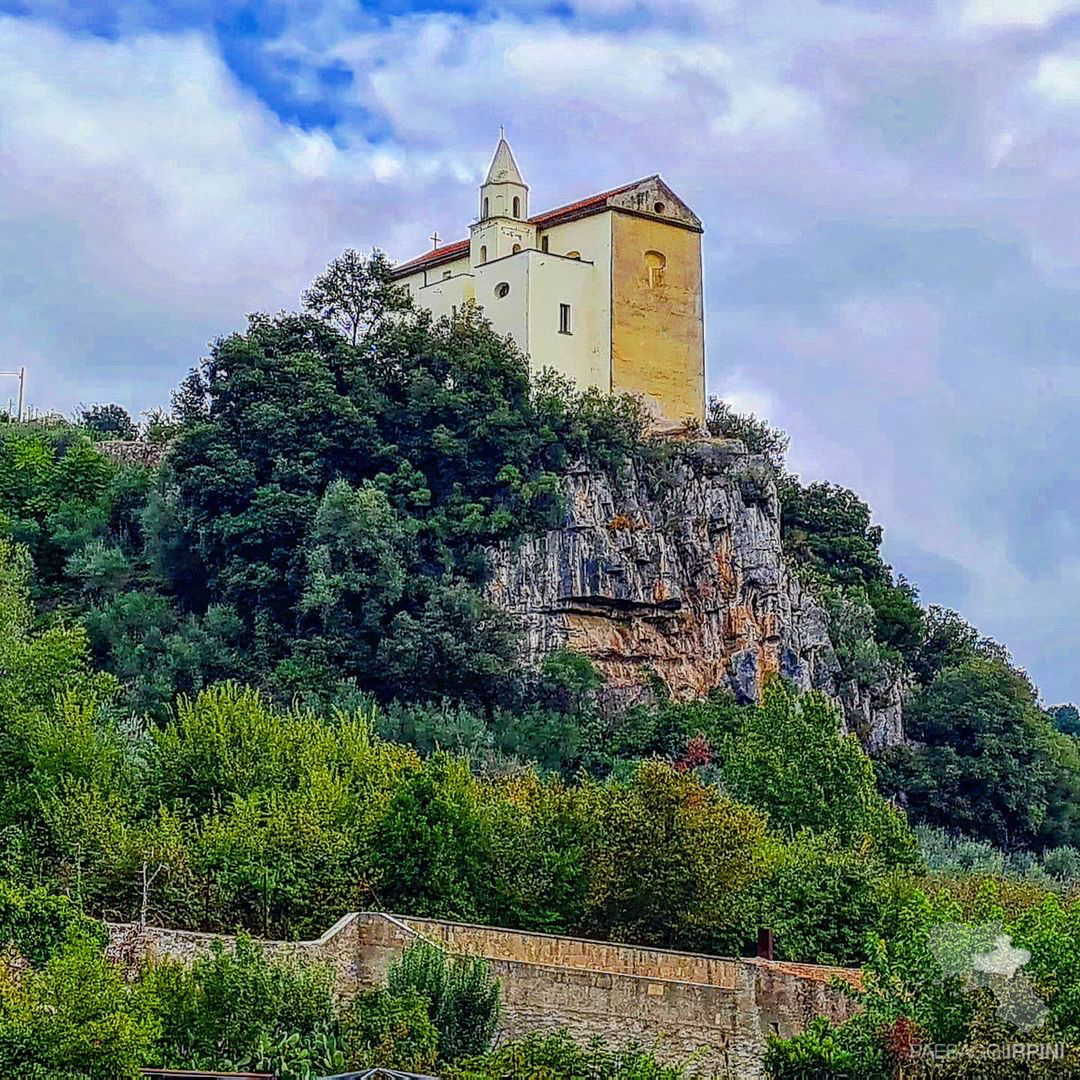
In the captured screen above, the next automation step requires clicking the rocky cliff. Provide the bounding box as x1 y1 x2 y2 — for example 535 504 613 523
486 438 904 750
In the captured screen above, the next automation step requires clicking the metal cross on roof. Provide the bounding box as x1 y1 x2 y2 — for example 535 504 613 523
429 230 440 250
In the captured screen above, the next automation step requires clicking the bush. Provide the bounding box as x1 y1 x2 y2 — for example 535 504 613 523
0 938 157 1080
340 987 438 1072
445 1030 689 1078
386 940 501 1062
145 934 337 1071
0 881 106 967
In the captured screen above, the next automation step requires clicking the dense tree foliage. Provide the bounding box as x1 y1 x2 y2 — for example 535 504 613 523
877 658 1080 850
766 880 1080 1077
78 403 138 441
3 252 1079 1075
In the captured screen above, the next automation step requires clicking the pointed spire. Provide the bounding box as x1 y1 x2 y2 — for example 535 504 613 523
485 132 525 186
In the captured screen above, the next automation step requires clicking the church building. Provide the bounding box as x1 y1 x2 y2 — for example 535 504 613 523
391 136 706 425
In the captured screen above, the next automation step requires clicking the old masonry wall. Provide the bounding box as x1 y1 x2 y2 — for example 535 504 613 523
108 911 860 1079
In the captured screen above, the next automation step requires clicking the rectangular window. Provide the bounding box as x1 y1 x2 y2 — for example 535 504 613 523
559 303 572 335
541 235 549 253
442 270 452 280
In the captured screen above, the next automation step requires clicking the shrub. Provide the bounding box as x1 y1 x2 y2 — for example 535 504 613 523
0 880 106 967
145 934 336 1070
445 1030 689 1078
387 940 501 1062
340 987 439 1072
0 938 157 1080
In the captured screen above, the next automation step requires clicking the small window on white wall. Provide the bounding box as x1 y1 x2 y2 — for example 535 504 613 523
494 282 510 298
442 270 452 280
512 243 521 254
559 303 572 334
513 196 520 217
483 197 490 218
541 236 549 253
480 245 487 264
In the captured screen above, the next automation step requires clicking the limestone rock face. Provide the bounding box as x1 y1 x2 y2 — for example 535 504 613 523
486 439 904 749
840 675 907 755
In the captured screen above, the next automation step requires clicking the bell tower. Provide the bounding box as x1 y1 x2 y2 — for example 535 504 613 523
480 128 528 221
471 131 536 266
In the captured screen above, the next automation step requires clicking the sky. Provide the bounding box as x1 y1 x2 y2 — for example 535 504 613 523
1 0 1078 703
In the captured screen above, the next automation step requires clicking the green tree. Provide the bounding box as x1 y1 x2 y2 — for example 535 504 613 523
582 760 768 952
1050 703 1080 738
878 659 1064 850
371 756 490 921
78 404 138 441
300 479 407 634
778 476 924 668
723 679 917 867
301 248 411 346
910 605 1010 688
756 833 884 966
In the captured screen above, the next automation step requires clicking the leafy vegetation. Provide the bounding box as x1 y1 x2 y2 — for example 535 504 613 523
445 1031 690 1078
2 249 1079 1076
387 941 501 1062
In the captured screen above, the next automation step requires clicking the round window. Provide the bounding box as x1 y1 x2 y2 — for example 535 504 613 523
494 282 510 298
653 201 666 214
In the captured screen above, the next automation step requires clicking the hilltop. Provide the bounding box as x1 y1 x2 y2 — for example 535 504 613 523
1 251 1079 1077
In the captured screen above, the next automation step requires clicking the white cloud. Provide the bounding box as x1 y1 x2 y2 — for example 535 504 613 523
960 0 1080 30
0 17 428 411
1032 52 1080 101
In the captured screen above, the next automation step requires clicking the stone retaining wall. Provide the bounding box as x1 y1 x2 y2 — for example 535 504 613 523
107 912 860 1078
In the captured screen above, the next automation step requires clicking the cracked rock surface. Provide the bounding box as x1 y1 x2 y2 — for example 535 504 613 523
486 439 904 750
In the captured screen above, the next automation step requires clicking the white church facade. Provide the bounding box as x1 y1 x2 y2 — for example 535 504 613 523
391 137 706 425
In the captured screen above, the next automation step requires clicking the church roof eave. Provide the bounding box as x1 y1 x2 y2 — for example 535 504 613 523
390 175 701 278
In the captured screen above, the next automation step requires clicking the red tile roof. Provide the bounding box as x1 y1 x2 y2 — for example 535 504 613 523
392 237 471 275
528 178 645 228
391 178 651 277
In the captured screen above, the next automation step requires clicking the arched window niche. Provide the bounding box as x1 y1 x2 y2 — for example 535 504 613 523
645 249 667 287
512 196 520 217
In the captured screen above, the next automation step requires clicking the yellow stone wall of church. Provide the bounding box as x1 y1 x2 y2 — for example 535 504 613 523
610 214 705 424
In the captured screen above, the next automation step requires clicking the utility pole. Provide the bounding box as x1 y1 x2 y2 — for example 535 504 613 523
0 367 25 421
